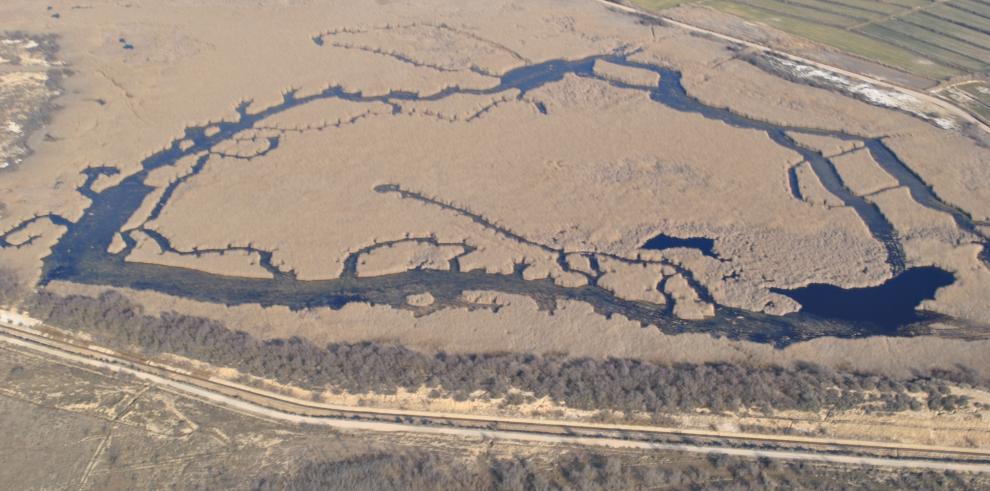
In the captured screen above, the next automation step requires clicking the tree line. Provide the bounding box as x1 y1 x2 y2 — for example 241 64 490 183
252 448 985 491
24 290 979 416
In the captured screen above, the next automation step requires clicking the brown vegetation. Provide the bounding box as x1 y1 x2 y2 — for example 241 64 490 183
255 449 985 491
0 268 25 306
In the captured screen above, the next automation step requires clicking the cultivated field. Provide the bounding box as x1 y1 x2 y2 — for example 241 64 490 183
941 79 990 122
632 0 990 81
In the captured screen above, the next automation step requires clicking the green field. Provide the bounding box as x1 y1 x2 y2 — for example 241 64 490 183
627 0 695 10
903 12 990 48
959 81 990 105
628 0 990 82
946 81 990 122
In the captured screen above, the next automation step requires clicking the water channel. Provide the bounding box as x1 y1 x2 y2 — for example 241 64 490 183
11 53 983 346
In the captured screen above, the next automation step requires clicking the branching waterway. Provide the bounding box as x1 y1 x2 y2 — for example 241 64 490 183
6 51 987 346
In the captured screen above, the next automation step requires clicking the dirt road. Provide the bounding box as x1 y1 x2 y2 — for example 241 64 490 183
1 311 989 473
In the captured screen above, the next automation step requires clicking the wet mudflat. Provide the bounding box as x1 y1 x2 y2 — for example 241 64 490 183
26 53 983 346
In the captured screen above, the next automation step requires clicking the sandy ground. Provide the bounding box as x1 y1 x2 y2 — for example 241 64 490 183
0 35 61 170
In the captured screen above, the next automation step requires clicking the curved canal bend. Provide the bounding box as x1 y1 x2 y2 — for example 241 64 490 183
5 53 986 346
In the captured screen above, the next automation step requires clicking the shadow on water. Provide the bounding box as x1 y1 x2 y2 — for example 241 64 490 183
23 51 982 346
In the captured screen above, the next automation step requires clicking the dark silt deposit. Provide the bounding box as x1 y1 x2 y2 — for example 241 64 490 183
3 51 980 347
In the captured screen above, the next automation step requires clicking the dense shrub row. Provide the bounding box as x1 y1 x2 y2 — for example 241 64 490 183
253 449 983 491
0 268 25 306
26 291 977 415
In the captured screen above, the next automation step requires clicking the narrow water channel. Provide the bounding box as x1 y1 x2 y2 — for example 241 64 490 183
19 52 982 346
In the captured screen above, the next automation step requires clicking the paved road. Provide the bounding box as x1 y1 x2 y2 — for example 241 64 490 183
593 0 990 134
1 312 989 473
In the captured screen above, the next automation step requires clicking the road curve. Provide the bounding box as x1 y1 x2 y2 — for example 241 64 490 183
1 315 990 473
593 0 990 134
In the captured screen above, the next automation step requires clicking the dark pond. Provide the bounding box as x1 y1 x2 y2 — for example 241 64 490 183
641 234 717 258
773 267 955 333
